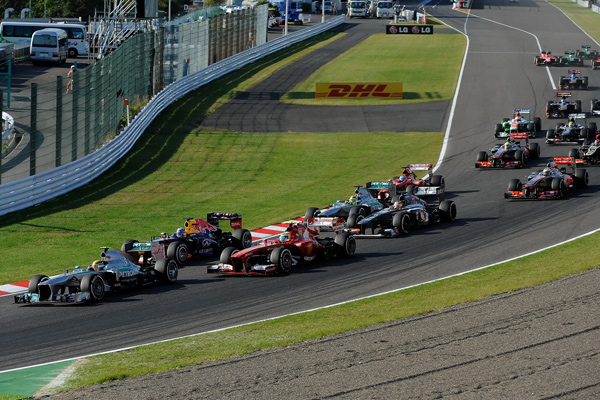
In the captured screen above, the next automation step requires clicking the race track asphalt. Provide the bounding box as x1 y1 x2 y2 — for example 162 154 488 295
4 1 600 398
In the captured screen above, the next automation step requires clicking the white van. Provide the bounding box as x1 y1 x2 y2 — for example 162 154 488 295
30 28 68 65
348 1 368 18
376 1 394 18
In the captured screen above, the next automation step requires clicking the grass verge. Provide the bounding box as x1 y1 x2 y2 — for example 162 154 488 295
281 33 466 105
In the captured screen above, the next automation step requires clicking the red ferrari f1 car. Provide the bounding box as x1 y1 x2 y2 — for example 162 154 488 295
207 219 356 275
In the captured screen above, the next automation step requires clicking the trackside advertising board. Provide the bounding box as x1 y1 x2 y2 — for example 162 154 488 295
315 82 403 99
386 24 434 34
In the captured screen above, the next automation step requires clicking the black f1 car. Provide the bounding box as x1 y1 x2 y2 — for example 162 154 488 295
558 70 588 90
504 157 588 200
14 248 178 304
568 136 600 165
546 114 597 144
122 213 252 266
590 98 600 116
346 193 456 237
546 92 581 118
476 133 540 169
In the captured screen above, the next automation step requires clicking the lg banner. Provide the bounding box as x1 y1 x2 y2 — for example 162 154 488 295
386 25 434 34
315 82 404 100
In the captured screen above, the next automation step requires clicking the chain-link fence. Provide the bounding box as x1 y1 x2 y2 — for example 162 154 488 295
0 5 268 184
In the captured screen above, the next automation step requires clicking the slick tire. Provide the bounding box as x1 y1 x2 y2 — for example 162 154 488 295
80 274 105 301
219 246 238 264
575 168 589 187
569 148 579 158
430 175 445 188
476 151 488 163
334 232 356 257
270 247 293 274
392 213 410 234
529 142 540 159
155 258 178 283
304 207 320 221
347 213 365 234
28 274 50 301
508 179 522 192
167 241 188 266
439 200 457 222
233 229 253 249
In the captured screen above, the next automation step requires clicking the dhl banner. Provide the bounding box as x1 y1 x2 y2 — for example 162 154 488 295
315 82 403 100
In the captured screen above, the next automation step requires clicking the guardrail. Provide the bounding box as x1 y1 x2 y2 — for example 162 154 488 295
0 15 345 217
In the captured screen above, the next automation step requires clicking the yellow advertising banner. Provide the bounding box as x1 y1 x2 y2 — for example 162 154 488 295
315 82 403 100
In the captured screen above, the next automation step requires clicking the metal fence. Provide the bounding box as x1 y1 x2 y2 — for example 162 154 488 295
0 14 346 216
0 5 268 184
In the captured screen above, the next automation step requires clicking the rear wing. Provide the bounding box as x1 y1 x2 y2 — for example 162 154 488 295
567 69 581 74
405 163 433 172
510 133 528 140
513 108 530 117
552 157 577 171
568 113 586 121
366 181 395 191
184 213 243 234
306 217 345 234
556 92 572 98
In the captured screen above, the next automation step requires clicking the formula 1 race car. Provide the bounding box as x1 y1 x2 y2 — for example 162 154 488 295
568 136 600 165
304 186 385 220
122 213 252 266
593 57 600 70
558 70 588 90
535 51 559 66
546 114 597 144
475 133 540 168
346 193 456 237
590 98 600 116
559 52 584 67
208 220 355 275
495 109 541 138
365 164 445 205
14 248 178 304
575 45 599 59
546 92 581 118
504 157 588 200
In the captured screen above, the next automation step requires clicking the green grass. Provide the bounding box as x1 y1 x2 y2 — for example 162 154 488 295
0 29 444 285
282 33 466 105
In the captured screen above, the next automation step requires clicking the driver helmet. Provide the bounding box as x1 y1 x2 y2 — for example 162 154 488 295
88 260 102 271
393 201 404 209
279 232 291 242
399 175 407 182
175 227 185 237
503 141 511 149
569 118 575 127
542 168 552 176
347 195 359 205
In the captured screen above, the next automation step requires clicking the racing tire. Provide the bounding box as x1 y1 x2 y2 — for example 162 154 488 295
155 258 178 283
219 246 238 264
121 239 138 253
495 123 503 135
534 117 542 131
347 213 365 234
582 127 591 141
551 178 564 197
535 57 540 66
569 148 580 158
304 207 320 221
167 241 188 266
588 122 597 135
28 274 51 300
80 274 105 302
576 100 582 113
527 123 535 134
406 184 417 194
270 247 293 274
546 101 553 117
233 229 253 249
502 118 509 123
546 129 556 140
575 168 589 187
392 213 410 234
476 151 488 163
439 200 457 222
507 179 522 192
529 143 540 159
334 232 356 257
430 175 445 188
514 150 524 165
